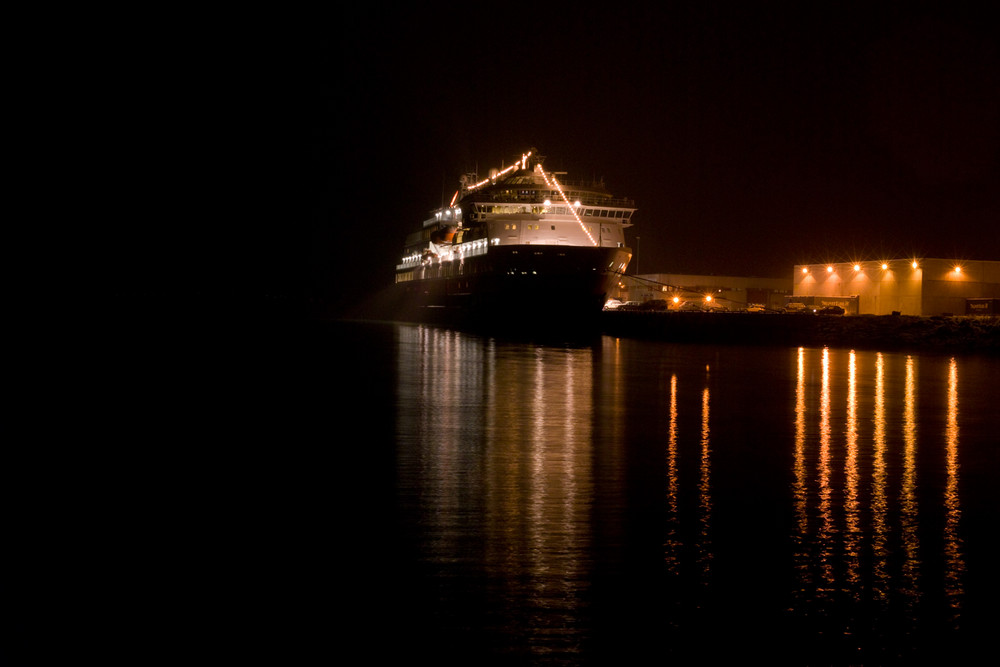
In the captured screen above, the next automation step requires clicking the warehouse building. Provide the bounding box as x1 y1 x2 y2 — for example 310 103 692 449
614 273 793 311
792 258 1000 316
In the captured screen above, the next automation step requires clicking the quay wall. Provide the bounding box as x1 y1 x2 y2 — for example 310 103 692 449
600 311 1000 354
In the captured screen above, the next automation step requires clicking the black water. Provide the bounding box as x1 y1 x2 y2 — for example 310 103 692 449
330 320 999 666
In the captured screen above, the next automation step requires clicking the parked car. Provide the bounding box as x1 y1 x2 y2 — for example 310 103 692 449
817 305 845 316
746 304 766 313
678 301 705 312
783 302 809 313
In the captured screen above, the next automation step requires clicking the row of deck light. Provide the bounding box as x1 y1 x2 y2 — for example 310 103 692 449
402 237 491 265
543 199 583 208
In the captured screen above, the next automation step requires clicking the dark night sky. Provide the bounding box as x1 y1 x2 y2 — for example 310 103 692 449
293 2 999 315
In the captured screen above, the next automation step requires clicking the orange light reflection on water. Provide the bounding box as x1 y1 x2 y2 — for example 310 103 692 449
790 348 965 623
944 357 964 622
872 353 889 604
698 384 711 580
664 374 680 571
902 355 920 612
818 347 833 588
845 350 860 588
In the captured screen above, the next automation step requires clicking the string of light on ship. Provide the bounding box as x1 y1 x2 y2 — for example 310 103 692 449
462 151 532 193
799 261 966 275
436 151 598 246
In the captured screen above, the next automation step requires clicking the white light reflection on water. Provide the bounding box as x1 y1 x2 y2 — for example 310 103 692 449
396 325 599 659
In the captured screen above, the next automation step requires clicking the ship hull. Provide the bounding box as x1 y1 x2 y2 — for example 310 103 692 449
392 245 631 328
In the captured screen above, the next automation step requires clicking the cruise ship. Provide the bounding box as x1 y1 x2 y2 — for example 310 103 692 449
393 150 634 325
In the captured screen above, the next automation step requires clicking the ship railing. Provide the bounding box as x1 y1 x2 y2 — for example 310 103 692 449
467 192 635 208
395 237 490 271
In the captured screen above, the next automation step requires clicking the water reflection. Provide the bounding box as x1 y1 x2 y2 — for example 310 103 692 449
793 347 807 537
384 322 988 663
845 350 859 590
945 357 963 622
395 325 598 657
791 347 967 635
660 367 713 587
817 347 833 589
664 373 680 570
902 355 920 616
872 353 888 605
698 385 711 580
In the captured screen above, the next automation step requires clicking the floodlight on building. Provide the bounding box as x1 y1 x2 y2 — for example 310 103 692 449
801 267 809 274
827 266 834 273
881 263 888 270
912 261 919 269
853 264 861 272
954 266 962 274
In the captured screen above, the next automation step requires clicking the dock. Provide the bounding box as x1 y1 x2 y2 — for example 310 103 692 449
600 311 1000 354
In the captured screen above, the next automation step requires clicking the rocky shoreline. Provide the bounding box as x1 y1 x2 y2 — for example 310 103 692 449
600 312 1000 355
